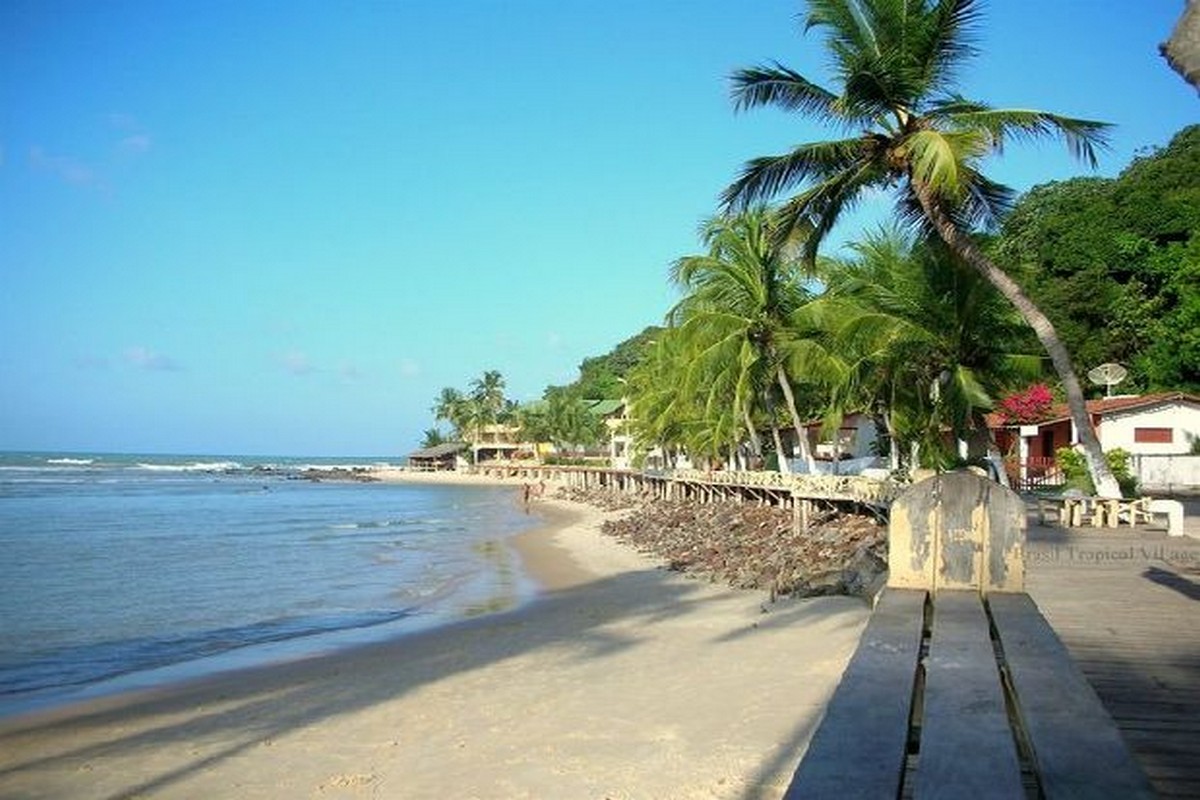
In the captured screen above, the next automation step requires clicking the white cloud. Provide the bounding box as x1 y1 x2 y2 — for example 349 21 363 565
29 146 97 187
397 358 420 378
27 115 152 191
119 133 153 154
124 346 180 371
107 112 140 130
109 113 152 155
279 350 315 375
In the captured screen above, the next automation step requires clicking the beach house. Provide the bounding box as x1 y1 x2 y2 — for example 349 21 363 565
989 392 1200 491
407 442 470 471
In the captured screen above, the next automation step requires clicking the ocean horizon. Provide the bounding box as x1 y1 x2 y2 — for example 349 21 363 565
0 451 540 717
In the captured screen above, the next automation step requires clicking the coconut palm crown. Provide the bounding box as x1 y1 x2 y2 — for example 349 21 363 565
722 0 1122 496
668 208 832 471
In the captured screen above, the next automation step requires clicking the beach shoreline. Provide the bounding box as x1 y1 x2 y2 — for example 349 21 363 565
0 485 871 799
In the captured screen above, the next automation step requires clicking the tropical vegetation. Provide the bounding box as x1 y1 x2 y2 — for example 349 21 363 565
416 3 1195 489
719 0 1121 495
814 226 1041 468
428 369 611 461
994 125 1200 392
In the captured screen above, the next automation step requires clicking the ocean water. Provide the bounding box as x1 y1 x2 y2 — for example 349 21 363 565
0 452 540 717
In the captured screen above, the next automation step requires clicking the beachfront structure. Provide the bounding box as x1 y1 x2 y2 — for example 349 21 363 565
809 412 879 462
407 442 469 471
593 399 632 469
989 392 1200 491
775 413 883 474
471 423 526 463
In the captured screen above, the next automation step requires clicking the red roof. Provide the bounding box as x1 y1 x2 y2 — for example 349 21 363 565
986 391 1200 429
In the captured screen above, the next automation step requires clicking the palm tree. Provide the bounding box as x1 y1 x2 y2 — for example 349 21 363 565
722 0 1121 496
669 208 831 472
421 428 447 448
626 329 694 467
469 370 507 427
516 388 605 461
816 225 1040 468
432 387 468 439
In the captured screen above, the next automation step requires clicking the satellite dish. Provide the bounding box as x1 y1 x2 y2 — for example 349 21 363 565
1088 362 1128 397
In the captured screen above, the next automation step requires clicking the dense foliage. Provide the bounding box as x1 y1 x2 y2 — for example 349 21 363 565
565 326 662 400
718 0 1121 494
995 125 1200 392
424 122 1198 472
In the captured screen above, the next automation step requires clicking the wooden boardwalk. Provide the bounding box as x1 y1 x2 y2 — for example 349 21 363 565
1026 516 1200 798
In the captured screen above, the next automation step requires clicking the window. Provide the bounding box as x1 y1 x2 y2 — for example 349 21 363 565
1134 427 1173 443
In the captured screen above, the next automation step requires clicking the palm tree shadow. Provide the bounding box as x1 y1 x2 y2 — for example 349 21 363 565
0 563 846 799
1143 565 1200 601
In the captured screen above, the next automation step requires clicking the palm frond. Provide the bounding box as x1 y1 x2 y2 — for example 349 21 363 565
902 128 991 197
919 0 983 92
928 100 1113 167
955 168 1015 230
804 0 880 58
730 63 841 118
773 155 891 264
721 137 867 211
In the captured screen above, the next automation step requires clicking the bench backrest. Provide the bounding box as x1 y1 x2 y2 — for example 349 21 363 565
888 471 1025 594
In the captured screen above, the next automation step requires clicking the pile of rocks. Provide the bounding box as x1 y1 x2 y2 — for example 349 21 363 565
559 487 887 599
554 485 645 512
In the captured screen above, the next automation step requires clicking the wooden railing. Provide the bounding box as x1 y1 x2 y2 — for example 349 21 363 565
1006 456 1064 493
469 463 903 512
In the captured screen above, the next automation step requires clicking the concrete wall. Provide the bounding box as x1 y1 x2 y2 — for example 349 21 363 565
1131 453 1200 494
812 414 879 460
1099 400 1200 455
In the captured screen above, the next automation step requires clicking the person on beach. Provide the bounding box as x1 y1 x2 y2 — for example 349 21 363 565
522 483 532 511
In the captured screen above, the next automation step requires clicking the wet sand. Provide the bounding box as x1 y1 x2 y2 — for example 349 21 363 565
0 489 870 799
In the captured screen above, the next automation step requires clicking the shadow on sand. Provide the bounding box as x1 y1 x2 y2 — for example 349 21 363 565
0 531 866 800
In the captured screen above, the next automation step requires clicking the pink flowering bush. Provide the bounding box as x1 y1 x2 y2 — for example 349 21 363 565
996 384 1055 424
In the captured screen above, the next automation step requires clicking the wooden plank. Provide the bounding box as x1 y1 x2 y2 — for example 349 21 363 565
913 591 1023 800
988 593 1157 799
783 588 926 800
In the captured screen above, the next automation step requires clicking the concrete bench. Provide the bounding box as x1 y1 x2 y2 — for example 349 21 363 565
783 473 1154 799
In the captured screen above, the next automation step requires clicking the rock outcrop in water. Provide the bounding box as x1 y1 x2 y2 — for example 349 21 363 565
555 486 887 599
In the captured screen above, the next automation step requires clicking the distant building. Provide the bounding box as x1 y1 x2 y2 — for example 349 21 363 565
810 412 880 461
988 392 1200 492
471 423 523 463
989 392 1200 460
590 399 631 468
407 442 469 471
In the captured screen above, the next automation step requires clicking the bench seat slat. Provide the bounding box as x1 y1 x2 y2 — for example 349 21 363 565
988 592 1157 799
915 591 1024 799
783 588 926 799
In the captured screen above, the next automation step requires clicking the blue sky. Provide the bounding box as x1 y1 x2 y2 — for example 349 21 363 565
1 1 1195 457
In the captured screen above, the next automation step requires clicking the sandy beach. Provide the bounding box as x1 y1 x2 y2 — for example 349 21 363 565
0 484 870 799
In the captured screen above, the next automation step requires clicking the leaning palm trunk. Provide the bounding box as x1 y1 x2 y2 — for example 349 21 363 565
916 190 1121 498
766 389 790 473
1162 0 1200 92
742 406 763 462
883 413 901 471
771 422 790 474
776 364 817 473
